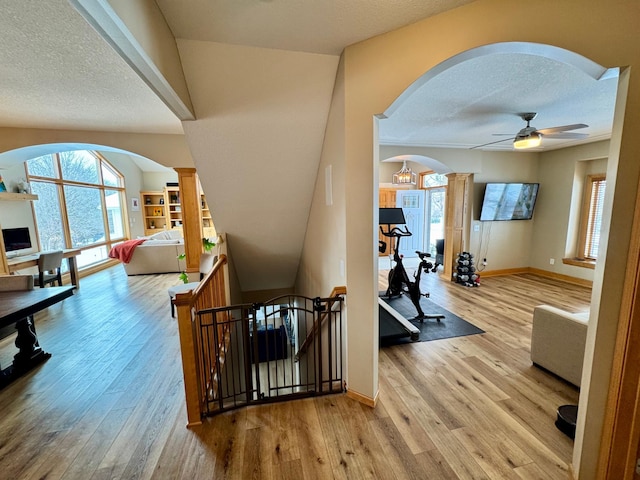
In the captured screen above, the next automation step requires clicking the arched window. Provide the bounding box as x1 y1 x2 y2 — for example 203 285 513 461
27 151 127 270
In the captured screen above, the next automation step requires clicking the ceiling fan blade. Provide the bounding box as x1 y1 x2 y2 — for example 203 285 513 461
537 123 588 135
542 132 589 139
470 137 513 149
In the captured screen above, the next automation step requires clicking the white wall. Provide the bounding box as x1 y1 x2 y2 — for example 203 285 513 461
100 151 173 239
0 163 38 254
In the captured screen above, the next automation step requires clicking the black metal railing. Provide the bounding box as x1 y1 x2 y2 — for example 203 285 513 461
196 293 345 415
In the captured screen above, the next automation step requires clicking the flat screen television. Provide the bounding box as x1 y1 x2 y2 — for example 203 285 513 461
2 227 33 252
479 183 539 221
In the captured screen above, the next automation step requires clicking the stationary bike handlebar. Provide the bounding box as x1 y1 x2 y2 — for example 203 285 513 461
380 225 412 238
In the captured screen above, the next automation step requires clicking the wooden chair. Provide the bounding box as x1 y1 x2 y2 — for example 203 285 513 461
168 254 216 317
33 250 64 288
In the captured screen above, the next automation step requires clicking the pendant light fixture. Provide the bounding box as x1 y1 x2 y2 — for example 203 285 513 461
392 160 417 185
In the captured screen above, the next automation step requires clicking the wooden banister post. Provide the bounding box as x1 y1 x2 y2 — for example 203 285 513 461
174 292 203 427
175 168 204 277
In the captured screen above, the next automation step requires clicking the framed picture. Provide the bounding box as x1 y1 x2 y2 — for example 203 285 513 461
131 197 140 211
0 176 6 192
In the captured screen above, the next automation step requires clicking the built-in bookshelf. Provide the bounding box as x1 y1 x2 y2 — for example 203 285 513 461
140 186 214 238
200 194 216 239
140 191 167 235
165 186 183 230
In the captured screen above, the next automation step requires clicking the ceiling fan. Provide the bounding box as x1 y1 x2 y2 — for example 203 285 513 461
472 112 589 150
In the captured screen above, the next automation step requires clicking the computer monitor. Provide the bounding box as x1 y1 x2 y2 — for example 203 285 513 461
2 227 32 253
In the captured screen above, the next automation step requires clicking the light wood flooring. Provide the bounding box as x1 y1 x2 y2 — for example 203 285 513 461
0 264 589 479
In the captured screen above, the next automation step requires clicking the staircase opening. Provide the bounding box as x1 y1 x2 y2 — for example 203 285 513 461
196 293 345 415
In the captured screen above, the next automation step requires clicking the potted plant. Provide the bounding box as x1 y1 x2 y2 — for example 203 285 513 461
177 237 216 283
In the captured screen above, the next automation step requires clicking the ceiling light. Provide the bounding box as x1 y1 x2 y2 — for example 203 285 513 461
392 160 417 185
513 132 542 149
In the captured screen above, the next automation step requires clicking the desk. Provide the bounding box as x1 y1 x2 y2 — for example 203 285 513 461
7 248 81 289
0 286 74 388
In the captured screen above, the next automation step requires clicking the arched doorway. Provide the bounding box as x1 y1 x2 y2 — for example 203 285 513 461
374 40 622 476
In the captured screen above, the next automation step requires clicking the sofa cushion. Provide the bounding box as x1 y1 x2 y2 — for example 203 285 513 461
143 239 180 245
147 230 174 240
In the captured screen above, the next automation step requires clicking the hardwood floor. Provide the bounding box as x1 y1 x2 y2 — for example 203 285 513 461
0 264 589 479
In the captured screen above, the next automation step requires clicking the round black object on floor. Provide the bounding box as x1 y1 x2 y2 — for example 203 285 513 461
556 404 578 439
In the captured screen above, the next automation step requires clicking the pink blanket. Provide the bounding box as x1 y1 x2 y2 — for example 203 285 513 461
108 239 146 264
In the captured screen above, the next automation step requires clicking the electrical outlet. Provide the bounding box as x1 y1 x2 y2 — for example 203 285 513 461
473 223 480 232
550 258 555 265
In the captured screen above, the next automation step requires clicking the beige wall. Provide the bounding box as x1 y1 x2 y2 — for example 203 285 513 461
530 141 609 280
303 1 640 477
0 127 194 170
177 40 339 293
379 150 541 273
141 171 179 191
297 55 347 298
296 55 351 387
379 144 609 278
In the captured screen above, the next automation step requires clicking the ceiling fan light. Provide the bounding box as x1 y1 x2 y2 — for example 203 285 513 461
513 132 542 149
392 160 417 185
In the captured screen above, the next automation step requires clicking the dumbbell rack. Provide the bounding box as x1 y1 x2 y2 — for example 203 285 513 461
453 252 480 287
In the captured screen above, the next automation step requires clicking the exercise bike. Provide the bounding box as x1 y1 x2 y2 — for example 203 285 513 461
379 208 443 322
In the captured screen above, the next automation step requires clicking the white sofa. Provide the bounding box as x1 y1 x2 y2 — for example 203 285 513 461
531 304 589 387
123 230 186 276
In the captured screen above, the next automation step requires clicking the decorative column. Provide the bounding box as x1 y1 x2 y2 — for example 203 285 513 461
443 173 472 280
175 168 204 277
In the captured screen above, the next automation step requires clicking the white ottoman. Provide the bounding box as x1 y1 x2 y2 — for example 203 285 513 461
531 304 589 387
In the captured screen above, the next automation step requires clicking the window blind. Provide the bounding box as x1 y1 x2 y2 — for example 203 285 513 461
584 178 606 259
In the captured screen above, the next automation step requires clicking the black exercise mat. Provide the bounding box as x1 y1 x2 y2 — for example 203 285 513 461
379 293 484 345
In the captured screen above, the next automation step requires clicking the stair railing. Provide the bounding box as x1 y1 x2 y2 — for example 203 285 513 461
295 285 346 361
174 253 229 427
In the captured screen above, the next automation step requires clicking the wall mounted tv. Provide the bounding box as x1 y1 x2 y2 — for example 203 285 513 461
2 227 33 252
479 183 539 221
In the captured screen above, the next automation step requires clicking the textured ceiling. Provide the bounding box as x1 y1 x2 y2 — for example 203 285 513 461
0 0 183 135
379 52 617 151
0 0 617 165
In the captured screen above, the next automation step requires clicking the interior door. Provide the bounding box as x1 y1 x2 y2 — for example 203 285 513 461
424 187 446 255
396 190 425 258
378 188 397 256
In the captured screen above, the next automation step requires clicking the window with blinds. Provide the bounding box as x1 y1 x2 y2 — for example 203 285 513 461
581 175 606 259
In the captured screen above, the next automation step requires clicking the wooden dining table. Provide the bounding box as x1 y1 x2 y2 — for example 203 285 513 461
0 286 74 388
